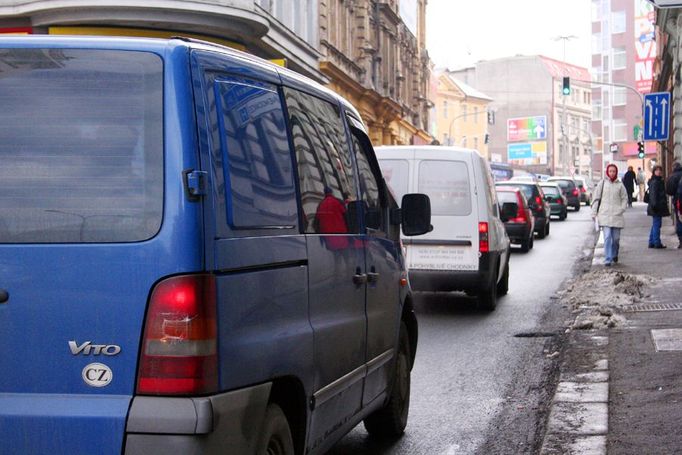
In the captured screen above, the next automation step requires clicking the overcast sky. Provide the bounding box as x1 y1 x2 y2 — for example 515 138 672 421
426 0 592 70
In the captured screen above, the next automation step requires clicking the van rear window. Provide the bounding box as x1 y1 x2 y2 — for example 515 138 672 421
418 160 471 216
0 49 163 243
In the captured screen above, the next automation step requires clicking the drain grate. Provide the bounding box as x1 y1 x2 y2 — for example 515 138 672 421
626 302 682 312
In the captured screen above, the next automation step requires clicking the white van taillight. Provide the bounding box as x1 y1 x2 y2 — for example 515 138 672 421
478 222 489 253
137 274 218 395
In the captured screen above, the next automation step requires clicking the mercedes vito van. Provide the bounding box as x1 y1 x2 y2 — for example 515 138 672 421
0 36 431 455
376 146 511 311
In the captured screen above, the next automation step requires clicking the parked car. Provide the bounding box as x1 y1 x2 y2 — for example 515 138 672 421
573 175 593 205
539 182 568 220
496 186 535 252
377 146 511 311
0 35 433 455
547 176 581 211
494 181 551 239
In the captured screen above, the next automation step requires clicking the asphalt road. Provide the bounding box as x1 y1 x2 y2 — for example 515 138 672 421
329 207 594 454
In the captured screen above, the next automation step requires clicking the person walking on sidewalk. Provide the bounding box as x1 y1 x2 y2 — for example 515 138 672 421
637 167 646 202
665 161 682 248
623 166 636 208
647 165 670 248
592 163 628 266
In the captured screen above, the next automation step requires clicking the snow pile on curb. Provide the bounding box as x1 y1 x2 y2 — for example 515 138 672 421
556 270 654 330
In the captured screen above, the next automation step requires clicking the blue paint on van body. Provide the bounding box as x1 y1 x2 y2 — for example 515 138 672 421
0 36 422 454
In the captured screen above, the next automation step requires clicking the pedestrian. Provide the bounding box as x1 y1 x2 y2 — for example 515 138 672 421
622 165 636 208
665 161 682 248
591 163 628 266
637 167 646 202
647 165 671 248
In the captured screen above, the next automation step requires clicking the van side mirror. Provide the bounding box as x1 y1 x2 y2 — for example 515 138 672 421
401 193 432 236
500 202 518 222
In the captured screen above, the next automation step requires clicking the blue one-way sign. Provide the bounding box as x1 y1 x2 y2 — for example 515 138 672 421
643 92 671 141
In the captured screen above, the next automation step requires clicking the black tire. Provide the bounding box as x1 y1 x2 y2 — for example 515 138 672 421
545 223 550 237
574 204 581 212
520 235 531 252
559 211 567 221
364 322 411 437
529 234 535 250
478 269 498 311
497 260 509 296
255 404 295 455
536 221 546 239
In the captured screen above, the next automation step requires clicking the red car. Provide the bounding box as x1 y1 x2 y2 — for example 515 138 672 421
496 186 535 252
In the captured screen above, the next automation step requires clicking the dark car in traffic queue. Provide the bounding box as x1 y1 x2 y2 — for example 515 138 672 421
495 181 550 239
573 175 593 205
539 182 568 220
496 187 535 252
547 176 581 211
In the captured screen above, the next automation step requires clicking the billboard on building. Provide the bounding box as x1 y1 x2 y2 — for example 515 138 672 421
507 116 547 142
507 142 548 166
634 0 656 94
399 0 418 37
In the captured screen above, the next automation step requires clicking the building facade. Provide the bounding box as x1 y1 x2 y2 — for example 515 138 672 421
319 0 431 145
452 56 592 177
434 72 492 159
591 0 658 177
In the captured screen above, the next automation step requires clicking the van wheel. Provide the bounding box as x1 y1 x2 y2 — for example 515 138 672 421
497 261 509 296
478 271 498 311
255 404 294 455
364 322 410 437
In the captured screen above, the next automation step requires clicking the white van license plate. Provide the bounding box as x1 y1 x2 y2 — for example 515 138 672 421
408 245 478 271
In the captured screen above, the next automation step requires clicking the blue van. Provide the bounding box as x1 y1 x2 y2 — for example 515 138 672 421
0 36 431 454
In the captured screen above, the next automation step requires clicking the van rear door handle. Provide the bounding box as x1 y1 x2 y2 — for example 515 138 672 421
367 272 379 283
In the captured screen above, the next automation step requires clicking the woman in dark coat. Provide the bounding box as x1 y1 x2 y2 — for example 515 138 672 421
622 166 636 207
647 165 671 248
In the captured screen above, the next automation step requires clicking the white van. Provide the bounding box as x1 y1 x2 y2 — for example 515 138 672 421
376 146 512 310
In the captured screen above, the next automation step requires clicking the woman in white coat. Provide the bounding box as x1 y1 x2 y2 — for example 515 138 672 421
591 164 628 266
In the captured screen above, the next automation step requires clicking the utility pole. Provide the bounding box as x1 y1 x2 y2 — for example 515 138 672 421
554 35 577 175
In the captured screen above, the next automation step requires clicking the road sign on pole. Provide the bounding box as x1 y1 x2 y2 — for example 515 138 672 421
643 92 671 141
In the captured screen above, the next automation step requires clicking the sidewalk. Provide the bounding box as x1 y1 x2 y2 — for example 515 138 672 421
542 202 682 454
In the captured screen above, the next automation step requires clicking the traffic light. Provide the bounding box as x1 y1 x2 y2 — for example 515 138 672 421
562 77 570 95
637 141 645 159
484 133 490 144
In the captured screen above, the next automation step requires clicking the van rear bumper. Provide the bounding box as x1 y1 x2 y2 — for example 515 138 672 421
408 251 499 292
124 382 271 455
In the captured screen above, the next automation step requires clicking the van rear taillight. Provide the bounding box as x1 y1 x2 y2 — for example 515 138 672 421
137 274 218 395
479 222 489 253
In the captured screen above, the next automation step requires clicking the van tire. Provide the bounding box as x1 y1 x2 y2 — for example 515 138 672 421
520 235 531 252
364 322 410 437
478 270 498 311
255 403 295 455
497 261 509 296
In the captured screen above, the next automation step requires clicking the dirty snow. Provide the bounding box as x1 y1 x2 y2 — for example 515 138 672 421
556 270 655 330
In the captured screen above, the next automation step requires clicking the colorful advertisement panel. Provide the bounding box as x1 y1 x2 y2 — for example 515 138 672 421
634 0 656 94
507 142 548 166
507 116 547 142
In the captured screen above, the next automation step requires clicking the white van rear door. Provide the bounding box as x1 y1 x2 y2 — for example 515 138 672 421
407 157 479 271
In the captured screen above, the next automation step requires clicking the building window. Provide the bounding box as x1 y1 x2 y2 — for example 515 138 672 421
592 33 601 54
612 11 626 34
613 47 626 70
613 120 627 142
461 104 467 121
613 87 627 106
593 100 602 121
443 100 448 118
474 106 478 123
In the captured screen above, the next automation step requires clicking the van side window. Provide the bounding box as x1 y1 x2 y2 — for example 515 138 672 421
349 129 384 232
214 78 297 229
477 158 498 216
283 88 357 234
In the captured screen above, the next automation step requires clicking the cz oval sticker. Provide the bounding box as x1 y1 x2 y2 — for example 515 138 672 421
82 363 113 387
